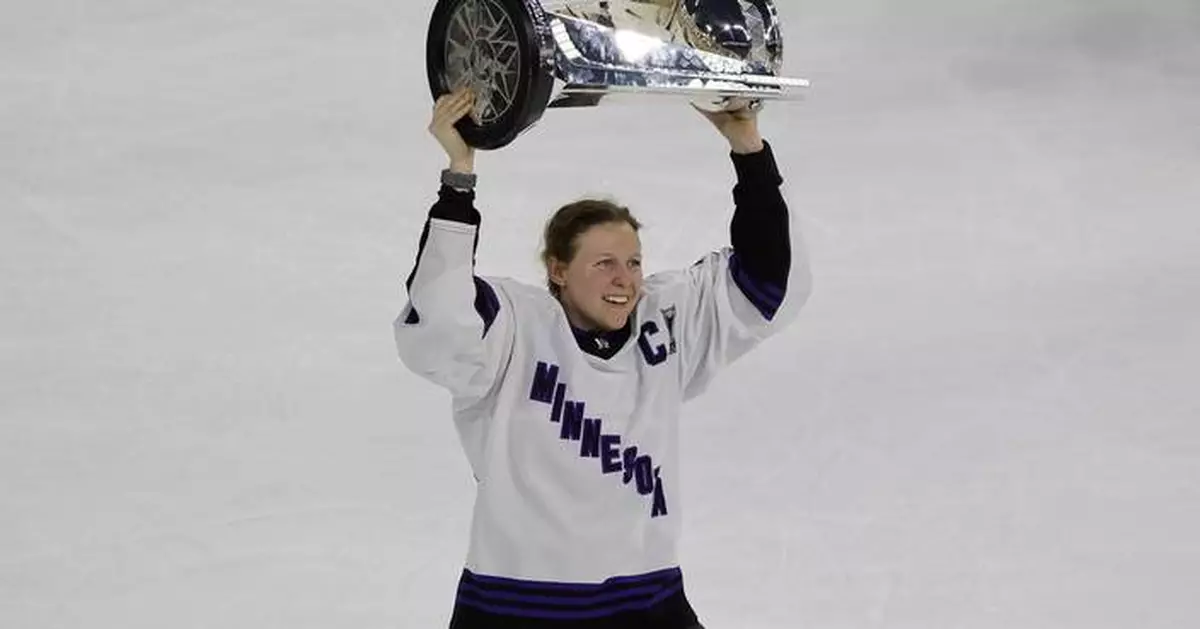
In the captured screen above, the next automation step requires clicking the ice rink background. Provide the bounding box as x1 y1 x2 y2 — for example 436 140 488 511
3 0 1199 627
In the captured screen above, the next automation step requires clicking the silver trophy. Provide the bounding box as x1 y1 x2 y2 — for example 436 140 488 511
425 0 810 149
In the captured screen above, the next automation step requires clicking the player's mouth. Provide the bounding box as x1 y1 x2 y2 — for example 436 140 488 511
603 295 631 306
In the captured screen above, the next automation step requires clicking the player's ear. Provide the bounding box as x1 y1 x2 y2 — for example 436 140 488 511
547 257 568 288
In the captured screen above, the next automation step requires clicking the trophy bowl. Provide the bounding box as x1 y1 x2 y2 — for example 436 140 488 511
425 0 811 150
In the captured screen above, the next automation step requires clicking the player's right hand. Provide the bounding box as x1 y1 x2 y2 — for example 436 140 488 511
429 87 476 171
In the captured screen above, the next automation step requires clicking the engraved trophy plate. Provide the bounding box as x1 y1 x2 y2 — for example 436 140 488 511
425 0 810 149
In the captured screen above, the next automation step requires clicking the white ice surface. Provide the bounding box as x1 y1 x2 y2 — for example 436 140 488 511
3 0 1199 627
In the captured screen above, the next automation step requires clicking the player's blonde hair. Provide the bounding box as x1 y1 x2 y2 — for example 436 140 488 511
541 198 642 296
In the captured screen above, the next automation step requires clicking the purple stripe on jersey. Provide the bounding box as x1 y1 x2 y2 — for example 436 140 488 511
457 581 665 606
454 572 684 620
455 584 683 620
729 253 784 319
473 276 500 335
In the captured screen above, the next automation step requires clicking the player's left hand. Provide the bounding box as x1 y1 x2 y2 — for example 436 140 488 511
692 98 765 154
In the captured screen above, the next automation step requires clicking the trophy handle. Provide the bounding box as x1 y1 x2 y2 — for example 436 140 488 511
426 0 557 150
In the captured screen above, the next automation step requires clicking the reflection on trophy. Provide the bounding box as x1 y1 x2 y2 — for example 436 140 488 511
425 0 810 149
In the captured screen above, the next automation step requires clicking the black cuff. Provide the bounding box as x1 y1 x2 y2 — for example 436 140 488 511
429 184 481 226
730 139 783 188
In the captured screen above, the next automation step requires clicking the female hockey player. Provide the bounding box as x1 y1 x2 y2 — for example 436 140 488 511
394 87 812 628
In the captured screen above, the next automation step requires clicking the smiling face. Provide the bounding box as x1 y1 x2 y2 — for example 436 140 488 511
548 221 644 332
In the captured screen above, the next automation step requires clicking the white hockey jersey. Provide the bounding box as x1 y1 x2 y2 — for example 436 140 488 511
392 150 812 613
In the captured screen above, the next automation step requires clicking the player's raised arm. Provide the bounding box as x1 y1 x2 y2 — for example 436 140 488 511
672 100 814 399
393 89 513 400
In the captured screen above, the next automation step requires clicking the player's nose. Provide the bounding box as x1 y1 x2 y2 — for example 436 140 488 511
612 266 633 287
